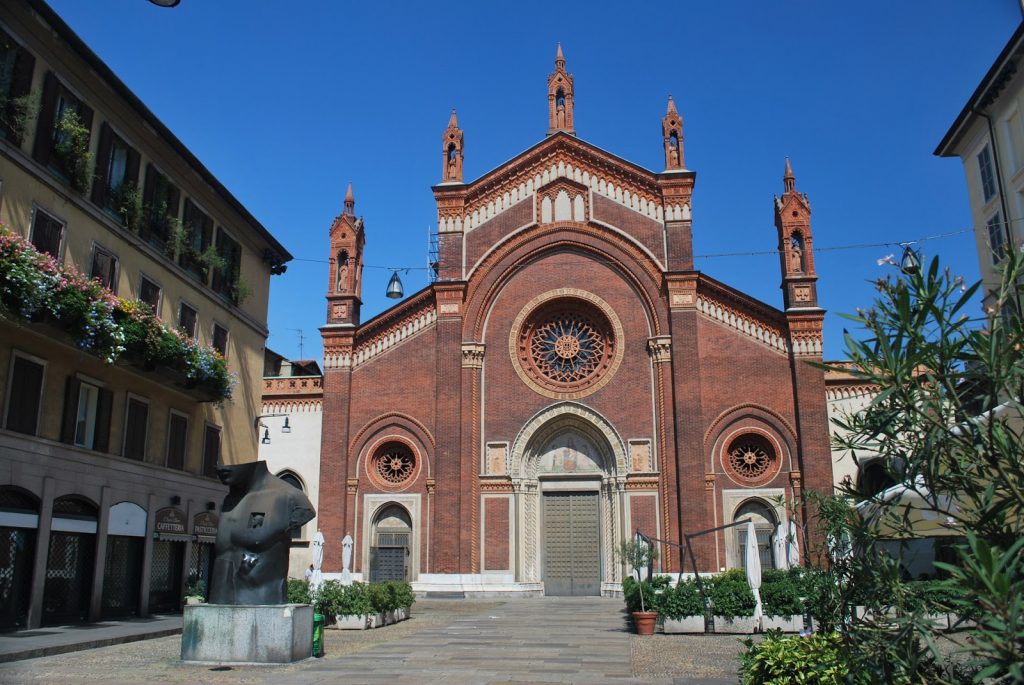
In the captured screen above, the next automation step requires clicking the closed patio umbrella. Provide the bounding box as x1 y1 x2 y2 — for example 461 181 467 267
787 520 800 568
310 530 325 591
773 522 788 570
745 520 763 631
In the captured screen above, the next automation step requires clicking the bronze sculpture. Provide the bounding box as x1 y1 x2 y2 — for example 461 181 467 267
209 461 315 605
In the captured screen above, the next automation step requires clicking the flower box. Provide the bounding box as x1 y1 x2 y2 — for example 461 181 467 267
367 612 386 629
333 614 369 630
662 616 705 633
762 615 803 632
712 615 758 633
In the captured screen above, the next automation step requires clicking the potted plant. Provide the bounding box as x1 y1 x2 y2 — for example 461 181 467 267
710 569 757 633
618 539 660 635
660 576 706 633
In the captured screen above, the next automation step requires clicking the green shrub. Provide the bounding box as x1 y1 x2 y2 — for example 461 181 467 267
710 569 756 619
368 582 392 613
287 579 310 604
740 630 848 685
761 567 807 618
622 576 670 614
659 577 705 619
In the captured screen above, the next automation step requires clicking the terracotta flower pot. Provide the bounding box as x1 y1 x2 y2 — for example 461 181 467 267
632 611 658 635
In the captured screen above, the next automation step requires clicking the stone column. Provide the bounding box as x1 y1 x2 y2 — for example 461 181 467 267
139 492 157 616
87 486 112 621
461 342 485 574
27 477 55 629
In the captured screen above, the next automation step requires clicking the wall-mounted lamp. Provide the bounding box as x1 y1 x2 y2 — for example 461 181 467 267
281 416 291 434
261 427 271 445
386 271 404 299
206 501 216 511
170 495 181 506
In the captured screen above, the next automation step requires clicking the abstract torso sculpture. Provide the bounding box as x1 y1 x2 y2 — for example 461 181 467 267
209 461 315 605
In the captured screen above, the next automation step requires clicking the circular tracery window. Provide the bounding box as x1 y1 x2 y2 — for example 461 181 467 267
512 294 621 398
370 442 417 488
724 433 780 486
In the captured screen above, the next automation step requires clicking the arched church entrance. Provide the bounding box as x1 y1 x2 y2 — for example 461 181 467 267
539 431 602 595
369 504 411 582
511 404 627 597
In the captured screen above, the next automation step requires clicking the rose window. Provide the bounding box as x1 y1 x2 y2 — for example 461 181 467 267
516 300 616 395
725 434 779 485
371 443 416 487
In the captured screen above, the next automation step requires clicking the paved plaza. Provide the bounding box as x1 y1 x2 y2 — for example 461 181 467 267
0 598 745 685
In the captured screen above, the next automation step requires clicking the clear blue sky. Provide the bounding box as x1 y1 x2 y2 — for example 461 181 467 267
47 0 1022 362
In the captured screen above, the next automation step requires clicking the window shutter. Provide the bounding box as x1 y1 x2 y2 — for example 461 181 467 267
123 399 148 460
5 357 44 435
124 146 141 191
202 426 220 477
60 375 81 444
167 414 187 470
32 71 58 165
91 122 113 205
93 387 113 452
76 101 93 135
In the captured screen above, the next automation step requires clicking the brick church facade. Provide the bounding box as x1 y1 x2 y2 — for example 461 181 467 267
318 48 833 595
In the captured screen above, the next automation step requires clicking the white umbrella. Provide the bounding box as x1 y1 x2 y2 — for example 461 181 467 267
772 522 788 570
310 530 325 591
745 520 763 631
341 533 353 585
787 520 800 568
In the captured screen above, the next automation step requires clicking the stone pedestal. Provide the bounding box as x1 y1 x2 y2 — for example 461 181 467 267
181 604 313 664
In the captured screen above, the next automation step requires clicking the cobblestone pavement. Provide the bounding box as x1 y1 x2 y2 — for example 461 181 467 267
0 598 746 685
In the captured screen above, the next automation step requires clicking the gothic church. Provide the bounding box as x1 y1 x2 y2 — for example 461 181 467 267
317 47 833 595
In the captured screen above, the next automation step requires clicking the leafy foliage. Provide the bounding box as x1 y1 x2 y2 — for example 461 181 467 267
796 247 1024 682
53 108 93 194
739 630 849 685
658 576 705 619
0 226 234 401
709 568 756 620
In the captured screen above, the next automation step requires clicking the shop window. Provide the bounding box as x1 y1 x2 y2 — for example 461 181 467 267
30 207 64 259
202 424 221 477
4 353 45 436
89 245 118 292
178 302 198 338
122 396 149 461
166 412 188 470
139 275 161 315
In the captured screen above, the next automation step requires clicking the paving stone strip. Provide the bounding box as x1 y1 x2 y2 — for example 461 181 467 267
0 598 743 684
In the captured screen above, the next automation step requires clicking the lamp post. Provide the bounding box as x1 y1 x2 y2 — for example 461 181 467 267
254 413 291 445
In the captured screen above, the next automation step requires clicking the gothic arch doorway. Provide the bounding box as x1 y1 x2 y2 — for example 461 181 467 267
509 403 626 597
369 504 411 582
